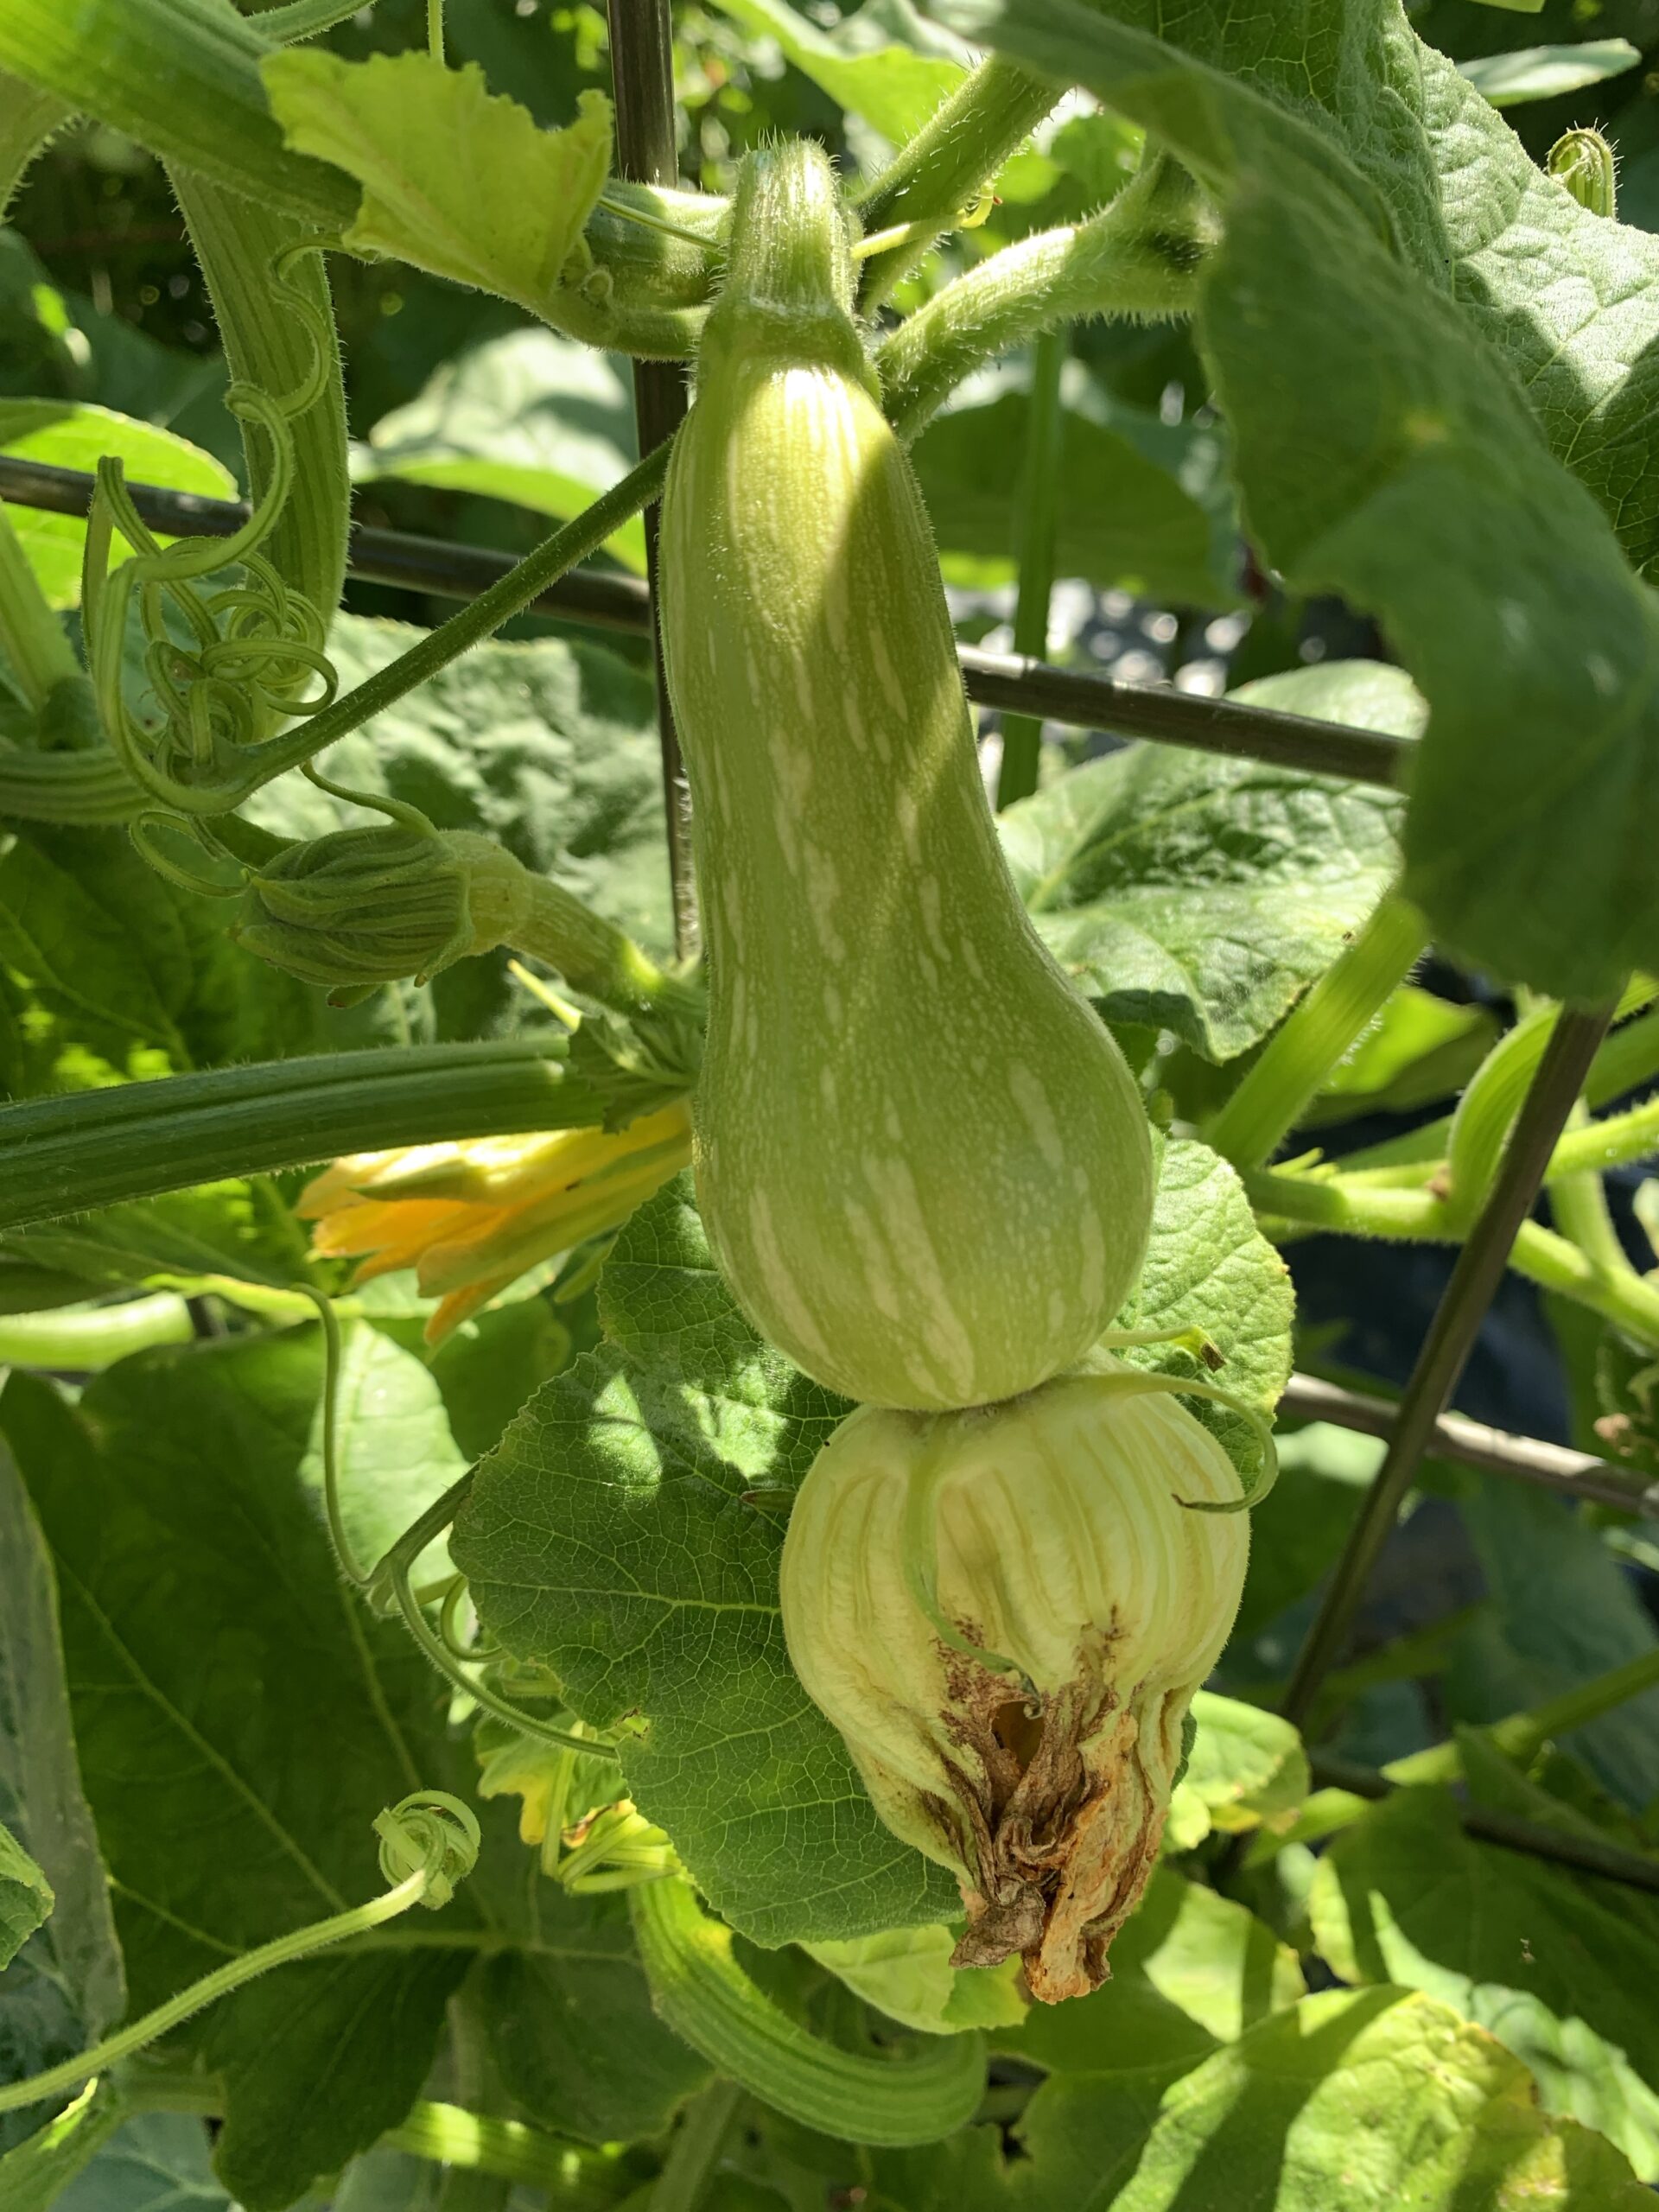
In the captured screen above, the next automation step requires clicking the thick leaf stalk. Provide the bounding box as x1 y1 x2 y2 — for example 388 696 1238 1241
629 1876 987 2144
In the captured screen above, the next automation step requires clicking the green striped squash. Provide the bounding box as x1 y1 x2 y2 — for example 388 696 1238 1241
659 142 1153 1412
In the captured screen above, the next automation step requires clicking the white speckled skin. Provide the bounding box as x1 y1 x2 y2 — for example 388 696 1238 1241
661 145 1153 1411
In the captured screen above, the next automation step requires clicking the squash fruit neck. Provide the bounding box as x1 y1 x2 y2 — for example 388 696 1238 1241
702 141 876 396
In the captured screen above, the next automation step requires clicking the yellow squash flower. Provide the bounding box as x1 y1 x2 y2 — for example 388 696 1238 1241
297 1101 692 1341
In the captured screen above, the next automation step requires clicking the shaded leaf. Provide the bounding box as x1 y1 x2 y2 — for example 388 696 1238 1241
937 0 1659 997
0 1445 124 2151
1443 1475 1659 1808
0 1341 468 2209
1001 664 1411 1062
913 362 1240 606
354 327 645 572
54 2111 231 2212
1311 1777 1659 2181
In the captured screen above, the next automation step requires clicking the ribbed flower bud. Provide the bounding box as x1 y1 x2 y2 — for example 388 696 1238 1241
779 1352 1250 2003
1548 128 1618 219
233 825 527 993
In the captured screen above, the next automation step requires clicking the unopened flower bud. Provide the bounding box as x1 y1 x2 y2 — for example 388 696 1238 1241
1548 128 1617 219
233 825 527 992
779 1352 1250 2004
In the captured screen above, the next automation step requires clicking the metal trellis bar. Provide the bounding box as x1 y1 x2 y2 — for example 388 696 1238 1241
605 0 698 961
1306 1749 1659 1895
1280 1371 1659 1521
0 456 1410 789
1280 1003 1620 1731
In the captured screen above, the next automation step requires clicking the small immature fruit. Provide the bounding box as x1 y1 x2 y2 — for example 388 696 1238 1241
779 1353 1250 2002
660 141 1154 1412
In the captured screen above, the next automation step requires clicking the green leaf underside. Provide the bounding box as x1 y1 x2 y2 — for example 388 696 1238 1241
1000 664 1411 1063
260 54 612 318
1312 1764 1659 2181
0 1444 125 2152
455 1138 1291 1946
933 0 1659 999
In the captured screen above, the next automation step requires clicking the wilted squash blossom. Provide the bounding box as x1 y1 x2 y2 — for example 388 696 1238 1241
779 1352 1250 2003
297 1103 691 1340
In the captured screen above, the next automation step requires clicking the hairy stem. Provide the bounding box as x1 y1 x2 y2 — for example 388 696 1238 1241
1249 1162 1659 1347
0 1870 435 2116
878 156 1214 441
1391 1644 1659 1788
1208 893 1429 1171
855 58 1058 308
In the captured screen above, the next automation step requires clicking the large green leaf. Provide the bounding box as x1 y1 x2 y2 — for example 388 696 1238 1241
261 54 612 320
1000 664 1410 1063
0 1446 124 2151
1310 1774 1659 2182
354 328 647 573
932 0 1659 999
913 361 1241 606
0 823 404 1096
454 1173 945 1949
0 400 234 607
455 1131 1292 1947
882 1987 1649 2209
1442 1476 1659 1808
0 1344 469 2209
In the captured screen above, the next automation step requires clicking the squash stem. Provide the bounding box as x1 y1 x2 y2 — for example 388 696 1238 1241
1207 893 1429 1171
855 59 1057 309
877 156 1214 442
